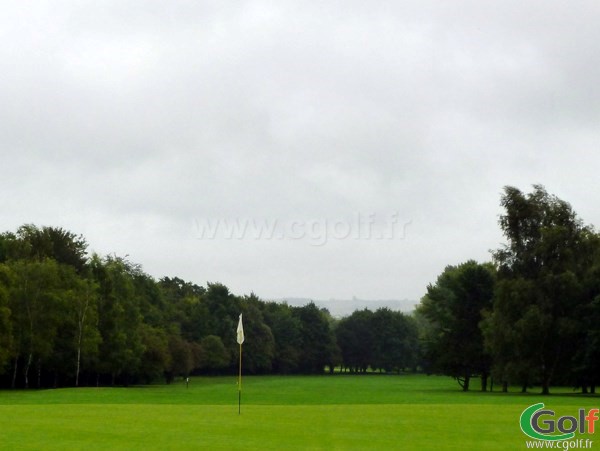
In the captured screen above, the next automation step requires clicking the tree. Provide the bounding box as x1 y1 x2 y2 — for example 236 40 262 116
73 276 101 387
336 309 375 373
293 303 336 374
138 324 171 383
0 232 28 263
418 260 495 391
8 259 67 388
575 295 600 393
159 277 208 342
198 335 229 372
92 256 144 385
0 226 96 387
202 282 240 358
486 185 594 394
573 244 600 393
164 334 192 383
239 295 275 374
16 225 88 272
261 302 302 373
0 264 13 373
371 308 419 373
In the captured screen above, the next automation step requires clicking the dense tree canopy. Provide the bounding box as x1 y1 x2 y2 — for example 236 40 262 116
3 185 597 394
417 261 495 391
336 307 417 374
418 185 600 394
483 185 599 394
0 225 419 388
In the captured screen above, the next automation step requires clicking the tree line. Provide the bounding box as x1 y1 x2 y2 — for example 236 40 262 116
417 185 600 394
0 225 418 388
2 184 596 393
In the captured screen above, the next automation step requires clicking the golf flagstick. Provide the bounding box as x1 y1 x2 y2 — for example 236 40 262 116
236 314 244 414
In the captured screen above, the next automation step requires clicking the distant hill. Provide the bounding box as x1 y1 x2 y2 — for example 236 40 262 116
273 297 418 318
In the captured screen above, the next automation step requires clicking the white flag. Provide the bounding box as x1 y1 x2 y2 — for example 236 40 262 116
236 314 244 345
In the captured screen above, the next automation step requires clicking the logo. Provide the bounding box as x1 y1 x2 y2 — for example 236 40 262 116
520 403 599 441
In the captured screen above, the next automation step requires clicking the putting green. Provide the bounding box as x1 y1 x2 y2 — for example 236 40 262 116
1 375 597 450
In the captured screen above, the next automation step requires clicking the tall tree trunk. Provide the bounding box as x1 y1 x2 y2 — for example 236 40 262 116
463 375 470 392
75 287 90 388
502 381 508 392
75 344 82 387
541 378 550 395
24 353 32 389
11 355 19 389
481 373 488 392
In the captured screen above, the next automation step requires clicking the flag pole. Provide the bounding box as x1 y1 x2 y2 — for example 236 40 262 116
236 313 244 415
238 342 242 415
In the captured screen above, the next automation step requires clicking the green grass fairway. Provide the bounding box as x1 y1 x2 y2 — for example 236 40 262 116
1 375 598 450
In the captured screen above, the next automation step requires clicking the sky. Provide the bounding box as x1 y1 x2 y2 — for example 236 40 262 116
2 1 600 305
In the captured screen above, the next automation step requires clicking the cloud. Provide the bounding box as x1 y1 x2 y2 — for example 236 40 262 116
2 0 600 302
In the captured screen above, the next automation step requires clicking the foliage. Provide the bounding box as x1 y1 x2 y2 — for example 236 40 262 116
415 185 600 394
3 183 597 395
292 303 337 374
484 185 598 394
0 225 380 387
417 261 495 391
335 307 418 374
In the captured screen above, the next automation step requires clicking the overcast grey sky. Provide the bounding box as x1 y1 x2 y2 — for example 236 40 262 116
2 1 599 303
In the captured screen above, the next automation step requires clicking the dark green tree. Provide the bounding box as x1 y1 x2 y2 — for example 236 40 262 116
138 324 171 383
371 308 419 373
0 232 28 263
8 259 67 388
573 245 600 393
336 309 375 373
293 303 336 374
92 256 144 385
0 264 13 373
159 277 208 342
418 260 495 391
164 334 193 383
198 335 229 372
203 283 240 358
239 296 275 374
261 302 302 373
16 225 88 272
486 185 594 394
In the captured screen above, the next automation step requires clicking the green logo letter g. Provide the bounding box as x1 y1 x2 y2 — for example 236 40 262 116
520 403 575 441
